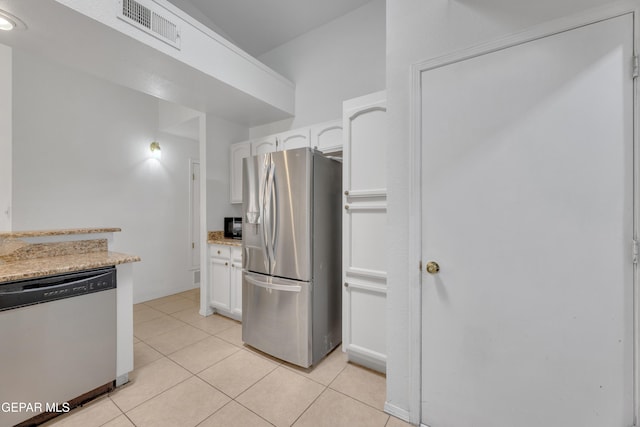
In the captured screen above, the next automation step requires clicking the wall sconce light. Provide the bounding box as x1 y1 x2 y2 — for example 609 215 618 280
150 141 162 159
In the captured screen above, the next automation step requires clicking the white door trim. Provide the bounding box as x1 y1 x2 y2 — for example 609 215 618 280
408 2 640 425
188 158 200 271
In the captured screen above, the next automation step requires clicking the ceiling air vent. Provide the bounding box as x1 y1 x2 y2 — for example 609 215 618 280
118 0 181 49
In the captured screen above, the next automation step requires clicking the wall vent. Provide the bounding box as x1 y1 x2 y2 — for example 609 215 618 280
118 0 181 49
193 270 200 285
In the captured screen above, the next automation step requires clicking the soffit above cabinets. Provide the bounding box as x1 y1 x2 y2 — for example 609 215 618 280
0 0 295 126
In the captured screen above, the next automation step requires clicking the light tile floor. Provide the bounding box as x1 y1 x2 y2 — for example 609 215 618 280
43 289 412 427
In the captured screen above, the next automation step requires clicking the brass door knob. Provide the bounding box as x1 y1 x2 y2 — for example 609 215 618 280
426 261 440 274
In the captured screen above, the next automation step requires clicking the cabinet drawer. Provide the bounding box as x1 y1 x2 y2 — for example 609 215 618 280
210 245 231 259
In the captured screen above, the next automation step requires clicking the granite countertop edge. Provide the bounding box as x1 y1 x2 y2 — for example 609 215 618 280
0 251 141 283
207 238 242 247
0 228 122 238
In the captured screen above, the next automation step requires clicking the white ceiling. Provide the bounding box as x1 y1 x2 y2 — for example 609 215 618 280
0 0 295 126
165 0 374 57
0 0 374 126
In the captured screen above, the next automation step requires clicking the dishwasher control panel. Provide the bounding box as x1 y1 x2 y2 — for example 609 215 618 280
0 267 116 311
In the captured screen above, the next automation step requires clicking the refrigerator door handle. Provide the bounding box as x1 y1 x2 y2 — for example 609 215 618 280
270 162 278 261
244 274 302 293
264 158 276 271
260 155 273 272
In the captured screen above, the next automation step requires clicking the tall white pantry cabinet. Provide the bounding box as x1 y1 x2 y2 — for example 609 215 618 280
342 91 388 373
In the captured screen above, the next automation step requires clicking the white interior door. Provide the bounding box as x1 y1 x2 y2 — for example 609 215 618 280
421 14 634 427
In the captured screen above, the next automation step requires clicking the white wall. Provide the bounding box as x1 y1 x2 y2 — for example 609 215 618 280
252 0 385 137
386 0 630 423
158 100 200 140
0 44 11 231
164 0 237 44
12 48 199 303
205 114 248 231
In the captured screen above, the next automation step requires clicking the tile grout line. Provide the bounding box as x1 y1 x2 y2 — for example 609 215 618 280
289 384 330 426
111 365 197 419
327 386 388 414
284 360 351 426
230 396 278 427
134 295 392 426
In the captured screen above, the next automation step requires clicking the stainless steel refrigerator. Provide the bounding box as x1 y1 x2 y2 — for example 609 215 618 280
242 147 342 368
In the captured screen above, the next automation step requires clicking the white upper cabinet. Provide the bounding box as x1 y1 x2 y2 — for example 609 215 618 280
344 97 387 194
233 120 339 204
251 135 278 155
310 120 343 154
230 142 251 204
278 128 311 151
251 129 310 153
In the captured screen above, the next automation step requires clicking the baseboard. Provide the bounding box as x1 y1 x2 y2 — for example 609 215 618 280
384 402 412 424
347 348 386 374
115 373 129 387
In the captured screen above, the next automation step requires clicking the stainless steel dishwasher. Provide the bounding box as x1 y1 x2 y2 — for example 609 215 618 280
0 267 117 426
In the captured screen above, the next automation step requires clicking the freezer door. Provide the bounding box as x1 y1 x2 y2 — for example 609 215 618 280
242 271 312 367
270 148 312 281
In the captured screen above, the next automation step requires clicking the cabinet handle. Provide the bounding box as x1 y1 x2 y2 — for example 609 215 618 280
344 190 349 196
225 262 228 266
344 282 349 287
345 205 349 210
217 250 221 255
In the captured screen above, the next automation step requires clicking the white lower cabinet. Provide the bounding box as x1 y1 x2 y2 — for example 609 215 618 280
229 248 242 317
343 282 387 372
209 244 242 321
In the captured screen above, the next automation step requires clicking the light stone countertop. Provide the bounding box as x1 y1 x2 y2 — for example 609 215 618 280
0 227 122 238
207 230 242 247
0 251 141 283
0 227 139 283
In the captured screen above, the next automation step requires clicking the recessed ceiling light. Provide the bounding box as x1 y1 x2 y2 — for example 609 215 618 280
0 16 15 31
0 10 26 31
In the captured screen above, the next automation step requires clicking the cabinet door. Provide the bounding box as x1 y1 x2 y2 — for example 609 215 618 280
230 248 243 316
230 142 251 204
210 257 231 312
310 120 342 154
342 91 388 373
251 135 277 155
278 128 310 151
344 95 387 193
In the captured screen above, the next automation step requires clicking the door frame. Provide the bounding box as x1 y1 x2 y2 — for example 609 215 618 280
188 158 201 271
407 2 640 425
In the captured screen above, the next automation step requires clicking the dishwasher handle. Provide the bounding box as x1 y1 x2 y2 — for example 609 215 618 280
0 268 116 311
0 274 102 295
